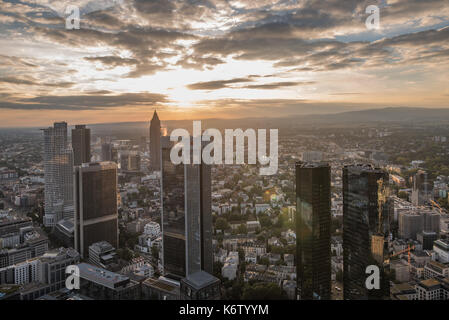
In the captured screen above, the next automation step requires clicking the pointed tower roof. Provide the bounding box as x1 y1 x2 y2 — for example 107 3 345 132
152 110 159 121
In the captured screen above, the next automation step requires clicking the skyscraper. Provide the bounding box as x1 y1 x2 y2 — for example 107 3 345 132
119 151 141 172
296 162 331 300
149 110 161 171
42 122 74 227
74 162 118 259
101 143 118 162
72 125 91 166
411 170 433 206
161 137 213 279
343 164 390 300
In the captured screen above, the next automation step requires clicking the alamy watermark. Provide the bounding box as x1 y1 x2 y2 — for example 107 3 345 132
169 121 278 176
65 265 80 290
365 5 380 30
365 265 381 290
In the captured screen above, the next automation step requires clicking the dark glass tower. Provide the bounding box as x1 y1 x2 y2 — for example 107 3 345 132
149 111 161 171
74 162 118 259
161 137 213 279
343 164 390 300
72 125 91 166
296 162 331 300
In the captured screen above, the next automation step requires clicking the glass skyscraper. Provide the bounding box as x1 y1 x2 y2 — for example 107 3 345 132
72 124 91 166
149 110 161 171
42 122 74 226
343 164 390 300
296 162 331 300
74 162 119 259
161 137 213 279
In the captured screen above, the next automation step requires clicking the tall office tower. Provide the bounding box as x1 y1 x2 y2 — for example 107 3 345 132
398 211 424 240
296 162 331 300
42 122 74 227
161 137 213 279
398 209 440 240
74 162 118 259
72 125 91 166
149 110 161 171
343 164 390 300
411 170 433 206
119 151 141 172
101 143 117 162
423 210 440 235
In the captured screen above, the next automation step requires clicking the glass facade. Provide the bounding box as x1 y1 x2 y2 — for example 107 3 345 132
343 164 390 300
74 162 118 259
296 162 331 300
43 122 74 226
72 125 91 166
161 138 213 279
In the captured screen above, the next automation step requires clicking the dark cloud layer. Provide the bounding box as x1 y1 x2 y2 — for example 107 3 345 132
0 0 448 115
0 92 168 110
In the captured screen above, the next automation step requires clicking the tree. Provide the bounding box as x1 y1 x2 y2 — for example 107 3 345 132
213 261 224 280
258 257 270 266
117 248 134 262
336 270 343 283
215 217 229 231
242 283 288 300
398 191 408 200
151 244 159 260
236 224 247 234
259 215 272 228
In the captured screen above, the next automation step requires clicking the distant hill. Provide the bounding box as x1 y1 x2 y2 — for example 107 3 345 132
85 107 449 137
301 107 449 123
2 107 449 136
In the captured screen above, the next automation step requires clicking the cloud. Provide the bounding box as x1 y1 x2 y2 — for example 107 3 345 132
243 81 315 89
0 0 448 123
0 92 168 110
187 77 253 90
0 76 75 88
83 55 139 68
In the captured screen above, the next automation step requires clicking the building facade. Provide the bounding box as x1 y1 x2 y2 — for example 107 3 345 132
74 162 118 259
71 125 91 166
149 110 161 171
42 122 74 226
296 162 331 300
161 137 213 279
343 164 390 300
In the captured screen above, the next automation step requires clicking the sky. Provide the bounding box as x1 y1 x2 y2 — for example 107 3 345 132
0 0 448 127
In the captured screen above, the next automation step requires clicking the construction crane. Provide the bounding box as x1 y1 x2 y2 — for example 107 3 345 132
371 178 390 264
430 199 445 214
384 245 416 271
376 178 389 235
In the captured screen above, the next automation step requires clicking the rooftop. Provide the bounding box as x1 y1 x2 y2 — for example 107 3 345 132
418 278 441 289
182 271 220 290
78 263 129 289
